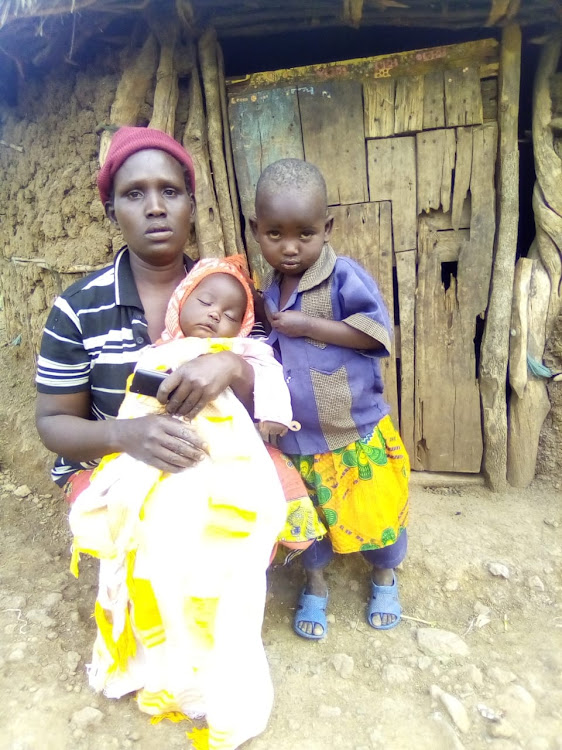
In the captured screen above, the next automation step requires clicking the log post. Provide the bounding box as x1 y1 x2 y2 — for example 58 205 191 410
183 65 225 259
198 28 239 256
216 42 244 252
507 260 551 487
149 21 179 135
479 24 521 491
99 34 158 166
528 36 562 335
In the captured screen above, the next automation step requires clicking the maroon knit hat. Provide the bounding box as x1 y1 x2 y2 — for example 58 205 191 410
97 126 196 205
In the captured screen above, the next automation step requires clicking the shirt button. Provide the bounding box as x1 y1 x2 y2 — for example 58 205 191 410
136 336 145 344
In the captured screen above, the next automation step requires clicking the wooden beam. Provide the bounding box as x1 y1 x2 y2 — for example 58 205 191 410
480 24 521 491
199 27 239 256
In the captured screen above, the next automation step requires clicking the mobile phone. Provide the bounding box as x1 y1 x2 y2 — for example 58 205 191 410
130 368 170 398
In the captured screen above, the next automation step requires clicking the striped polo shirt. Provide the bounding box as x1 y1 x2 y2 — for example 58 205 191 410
36 246 195 486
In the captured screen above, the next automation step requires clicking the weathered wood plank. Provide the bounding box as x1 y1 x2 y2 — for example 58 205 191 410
434 229 470 261
480 25 521 491
441 128 456 214
229 87 304 282
444 67 484 126
395 249 416 461
367 136 417 252
422 71 445 130
228 39 500 93
298 80 368 205
423 198 471 231
330 202 398 423
481 77 498 121
451 127 473 230
364 79 395 138
414 219 483 472
394 75 424 134
416 129 456 215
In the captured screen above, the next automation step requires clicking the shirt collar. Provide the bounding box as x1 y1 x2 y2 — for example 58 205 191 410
298 243 337 292
264 243 337 294
114 246 195 309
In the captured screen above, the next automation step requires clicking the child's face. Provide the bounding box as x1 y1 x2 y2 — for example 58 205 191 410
250 188 333 276
179 274 246 338
106 149 194 267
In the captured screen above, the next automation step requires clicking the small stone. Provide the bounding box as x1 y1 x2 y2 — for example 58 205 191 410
70 706 104 728
66 651 81 672
382 664 414 684
42 592 63 609
474 601 491 616
14 484 32 498
69 611 81 624
465 664 483 685
349 580 360 592
26 609 56 628
46 631 58 640
326 613 336 624
445 579 459 591
332 653 354 679
488 720 515 739
417 628 469 657
7 649 25 663
318 704 341 718
487 562 510 579
487 666 517 685
129 732 141 742
418 656 432 670
528 575 545 591
430 685 470 733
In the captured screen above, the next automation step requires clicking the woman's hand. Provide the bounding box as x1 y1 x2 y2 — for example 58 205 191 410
113 414 208 473
257 420 288 443
158 350 255 419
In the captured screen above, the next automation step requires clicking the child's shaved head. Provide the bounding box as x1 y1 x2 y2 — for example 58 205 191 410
255 159 328 211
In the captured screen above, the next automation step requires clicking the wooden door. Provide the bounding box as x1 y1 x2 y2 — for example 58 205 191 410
228 39 500 473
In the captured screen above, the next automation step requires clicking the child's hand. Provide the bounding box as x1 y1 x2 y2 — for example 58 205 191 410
270 310 310 338
258 420 288 442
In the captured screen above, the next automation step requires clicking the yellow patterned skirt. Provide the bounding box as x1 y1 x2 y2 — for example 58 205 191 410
289 415 410 554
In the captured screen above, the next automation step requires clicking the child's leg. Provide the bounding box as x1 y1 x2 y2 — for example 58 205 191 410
361 530 408 629
294 536 334 638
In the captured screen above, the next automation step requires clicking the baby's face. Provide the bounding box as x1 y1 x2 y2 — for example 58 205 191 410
179 274 246 338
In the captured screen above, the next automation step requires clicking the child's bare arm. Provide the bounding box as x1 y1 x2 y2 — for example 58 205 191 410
270 311 384 350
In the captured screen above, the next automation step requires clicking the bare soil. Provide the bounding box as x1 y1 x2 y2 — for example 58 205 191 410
1 437 561 750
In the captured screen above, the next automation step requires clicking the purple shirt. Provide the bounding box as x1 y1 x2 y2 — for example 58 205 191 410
264 245 392 455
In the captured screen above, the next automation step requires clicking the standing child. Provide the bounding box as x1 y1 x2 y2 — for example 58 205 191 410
69 255 298 750
250 158 410 640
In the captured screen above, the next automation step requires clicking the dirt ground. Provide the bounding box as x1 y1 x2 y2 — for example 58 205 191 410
1 446 561 750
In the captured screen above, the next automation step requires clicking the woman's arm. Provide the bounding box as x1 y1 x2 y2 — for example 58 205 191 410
158 350 255 419
36 391 208 473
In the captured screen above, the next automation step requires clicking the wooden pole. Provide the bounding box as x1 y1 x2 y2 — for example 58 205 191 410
183 66 225 259
149 21 179 135
479 24 521 491
198 28 239 256
216 41 244 252
99 34 158 166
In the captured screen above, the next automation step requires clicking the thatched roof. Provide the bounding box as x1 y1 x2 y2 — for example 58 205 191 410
0 0 559 83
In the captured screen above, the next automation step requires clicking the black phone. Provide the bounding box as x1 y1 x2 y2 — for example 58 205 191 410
130 368 170 398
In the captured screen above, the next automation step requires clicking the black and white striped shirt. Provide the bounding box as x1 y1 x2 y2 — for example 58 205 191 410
36 246 195 486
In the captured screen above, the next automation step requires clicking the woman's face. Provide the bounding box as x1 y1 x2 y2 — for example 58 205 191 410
179 274 247 338
106 149 194 268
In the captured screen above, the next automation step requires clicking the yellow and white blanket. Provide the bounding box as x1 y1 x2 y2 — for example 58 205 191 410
69 338 287 749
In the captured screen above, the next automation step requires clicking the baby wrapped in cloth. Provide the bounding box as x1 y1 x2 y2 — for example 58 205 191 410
69 257 290 750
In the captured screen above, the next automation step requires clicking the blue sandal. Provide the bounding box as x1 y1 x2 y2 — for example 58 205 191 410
293 590 328 640
367 576 401 630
